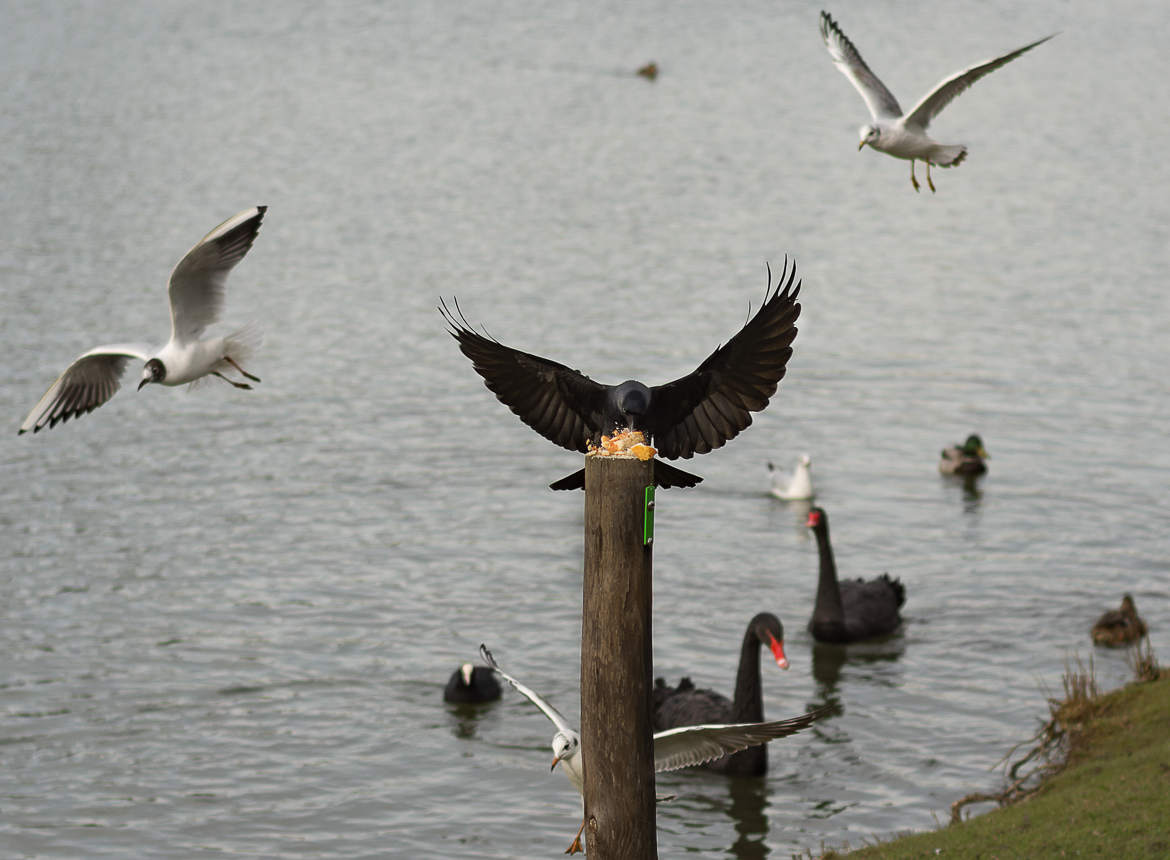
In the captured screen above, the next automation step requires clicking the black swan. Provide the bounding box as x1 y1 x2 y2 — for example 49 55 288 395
652 612 789 776
443 662 501 704
1091 594 1147 646
806 507 905 642
939 434 989 476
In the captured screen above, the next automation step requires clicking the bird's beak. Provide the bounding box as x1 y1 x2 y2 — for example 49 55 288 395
858 140 866 151
979 448 990 459
137 378 149 391
768 633 789 670
550 756 562 772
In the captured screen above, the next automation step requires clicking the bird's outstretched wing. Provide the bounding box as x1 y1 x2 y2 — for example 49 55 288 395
19 343 153 434
820 11 903 120
649 259 800 460
168 205 266 344
902 34 1055 130
480 644 576 737
652 705 831 772
441 299 608 452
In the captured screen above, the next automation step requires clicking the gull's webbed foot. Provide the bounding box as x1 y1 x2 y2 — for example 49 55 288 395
565 818 587 854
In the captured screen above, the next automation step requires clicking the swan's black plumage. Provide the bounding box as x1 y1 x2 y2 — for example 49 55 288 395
443 663 502 704
439 260 801 490
806 507 905 643
652 613 788 776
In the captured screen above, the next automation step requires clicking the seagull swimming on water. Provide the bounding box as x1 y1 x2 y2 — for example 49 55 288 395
819 10 1055 192
440 259 801 490
480 644 828 855
19 206 267 434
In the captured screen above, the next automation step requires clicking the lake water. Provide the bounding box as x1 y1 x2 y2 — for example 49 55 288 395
2 1 1168 857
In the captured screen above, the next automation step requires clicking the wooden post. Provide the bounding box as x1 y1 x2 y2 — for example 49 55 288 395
580 454 657 859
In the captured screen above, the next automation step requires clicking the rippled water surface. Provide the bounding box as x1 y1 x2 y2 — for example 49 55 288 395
3 1 1169 857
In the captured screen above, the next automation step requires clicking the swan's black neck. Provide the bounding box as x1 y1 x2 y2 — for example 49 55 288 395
810 521 846 639
731 624 766 723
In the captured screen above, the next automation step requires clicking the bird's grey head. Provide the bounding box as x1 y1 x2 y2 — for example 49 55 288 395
612 381 651 426
550 730 580 770
858 125 881 150
138 358 166 390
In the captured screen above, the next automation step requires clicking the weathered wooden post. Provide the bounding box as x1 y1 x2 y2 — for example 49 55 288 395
580 452 657 858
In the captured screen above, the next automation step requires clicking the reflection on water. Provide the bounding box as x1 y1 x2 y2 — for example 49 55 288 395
445 700 498 741
810 636 907 702
941 473 985 514
726 776 770 860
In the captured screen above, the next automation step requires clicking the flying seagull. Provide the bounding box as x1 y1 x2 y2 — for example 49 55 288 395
440 259 801 490
480 644 828 855
18 206 267 434
819 10 1055 192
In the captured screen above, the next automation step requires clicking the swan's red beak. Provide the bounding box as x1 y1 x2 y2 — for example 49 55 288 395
806 510 821 528
767 632 789 670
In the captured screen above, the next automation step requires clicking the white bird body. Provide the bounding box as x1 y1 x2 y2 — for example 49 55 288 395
819 10 1054 192
769 454 814 501
479 645 827 854
19 206 267 434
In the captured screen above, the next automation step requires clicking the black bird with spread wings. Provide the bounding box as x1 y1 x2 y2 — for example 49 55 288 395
440 259 801 490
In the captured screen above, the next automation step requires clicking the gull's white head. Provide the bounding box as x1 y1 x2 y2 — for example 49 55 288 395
858 125 881 150
550 730 581 770
799 453 812 468
138 358 166 390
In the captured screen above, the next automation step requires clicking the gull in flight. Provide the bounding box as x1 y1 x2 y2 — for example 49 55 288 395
19 206 267 434
440 259 801 491
480 644 828 854
819 10 1055 192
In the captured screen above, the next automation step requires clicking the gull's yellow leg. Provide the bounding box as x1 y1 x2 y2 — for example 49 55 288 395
926 161 936 193
910 160 920 192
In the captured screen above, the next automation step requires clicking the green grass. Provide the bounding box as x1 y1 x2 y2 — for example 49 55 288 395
819 669 1170 860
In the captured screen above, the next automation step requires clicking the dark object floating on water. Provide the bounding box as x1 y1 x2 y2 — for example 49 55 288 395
652 612 789 777
637 61 658 80
939 433 989 476
1091 594 1148 647
806 507 905 643
439 259 801 490
443 663 501 704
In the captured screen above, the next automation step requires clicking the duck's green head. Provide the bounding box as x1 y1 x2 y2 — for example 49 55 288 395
962 434 989 458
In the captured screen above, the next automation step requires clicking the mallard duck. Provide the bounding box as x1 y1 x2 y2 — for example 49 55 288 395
939 434 989 475
1091 594 1147 646
767 454 814 500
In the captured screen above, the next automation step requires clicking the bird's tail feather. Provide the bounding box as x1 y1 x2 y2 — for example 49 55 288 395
932 145 967 167
548 460 703 491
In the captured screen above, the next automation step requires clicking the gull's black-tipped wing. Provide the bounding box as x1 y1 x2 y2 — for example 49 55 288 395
440 299 607 452
653 704 831 772
649 259 801 460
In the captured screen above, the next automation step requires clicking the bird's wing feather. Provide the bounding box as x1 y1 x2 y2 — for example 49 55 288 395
650 260 800 460
479 645 575 736
652 706 830 772
19 343 153 434
820 11 903 120
902 34 1055 130
440 299 607 452
168 206 266 344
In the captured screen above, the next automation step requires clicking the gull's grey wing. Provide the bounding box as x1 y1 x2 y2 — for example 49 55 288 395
652 705 831 772
168 205 266 344
441 299 608 453
479 645 575 736
902 34 1055 130
649 259 800 460
820 11 903 120
19 343 153 434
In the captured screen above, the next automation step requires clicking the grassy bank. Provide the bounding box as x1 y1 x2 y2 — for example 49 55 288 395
824 664 1170 859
